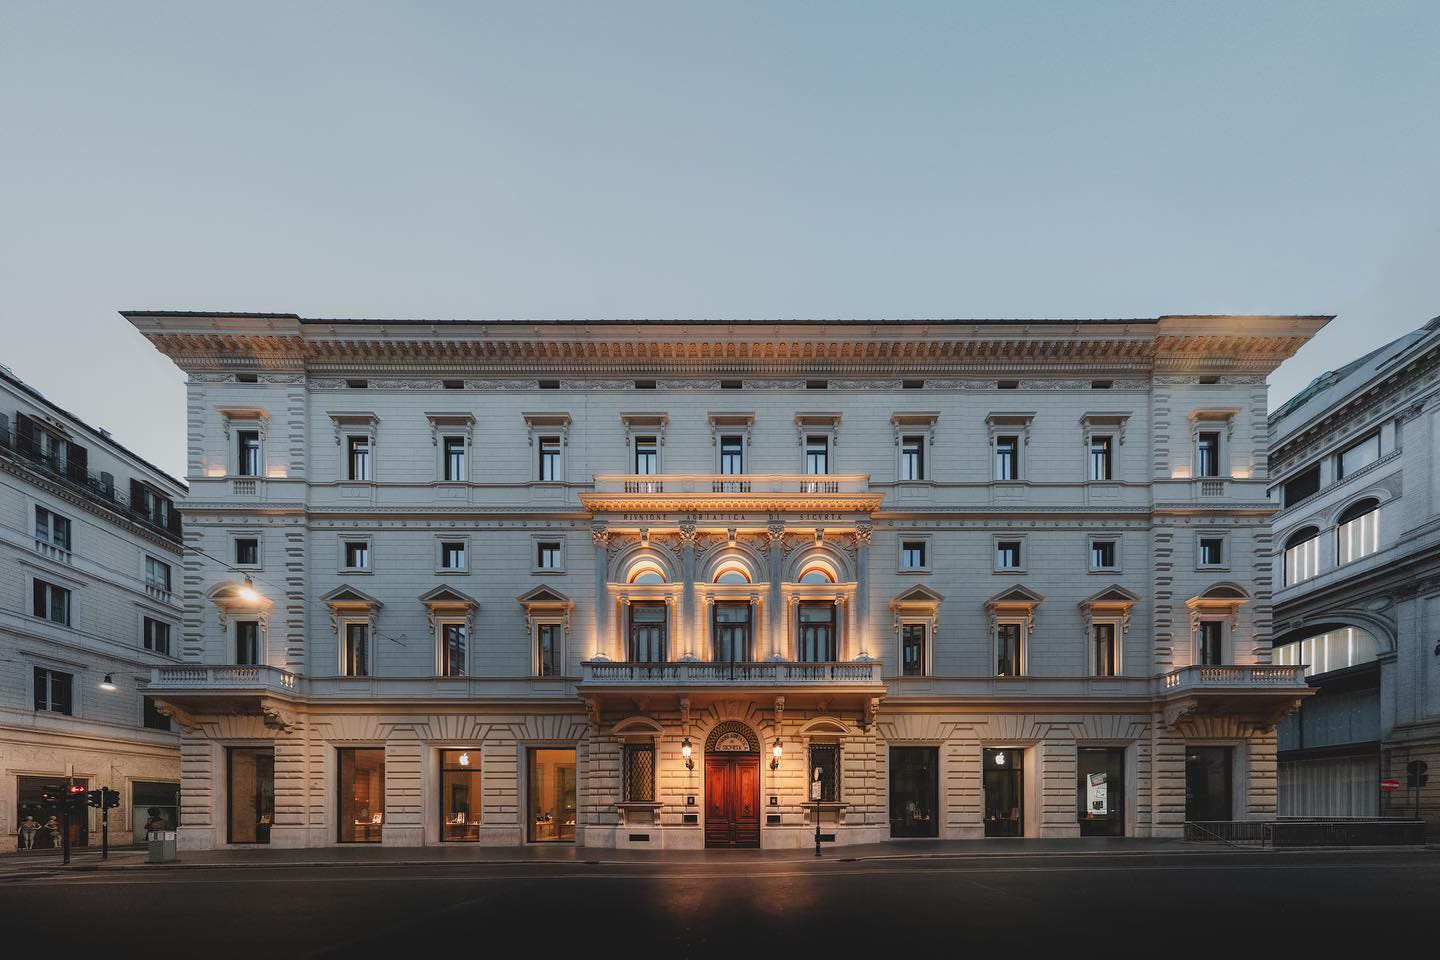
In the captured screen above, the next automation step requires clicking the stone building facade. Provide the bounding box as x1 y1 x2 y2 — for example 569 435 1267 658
130 312 1326 850
1269 317 1440 831
0 365 184 853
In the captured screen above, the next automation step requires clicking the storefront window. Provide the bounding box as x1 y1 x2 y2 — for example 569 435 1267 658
338 748 385 843
227 747 273 844
132 780 180 838
440 750 481 842
1185 746 1233 822
983 748 1024 837
1077 748 1125 836
888 747 937 837
15 776 86 850
528 748 576 842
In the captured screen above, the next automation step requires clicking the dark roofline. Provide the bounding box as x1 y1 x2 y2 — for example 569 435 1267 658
0 365 187 492
123 311 1153 326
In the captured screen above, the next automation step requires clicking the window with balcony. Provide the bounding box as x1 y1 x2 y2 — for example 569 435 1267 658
1283 527 1321 586
1089 435 1114 481
143 616 171 655
1092 622 1117 676
1089 539 1117 571
995 435 1020 481
33 667 73 714
1335 498 1380 565
996 621 1024 676
902 623 927 677
536 622 560 677
628 602 668 662
237 430 262 477
132 482 174 531
35 507 71 551
235 537 260 567
805 435 830 475
443 436 466 481
1196 431 1222 478
145 556 172 594
633 435 658 475
1197 619 1225 665
538 436 562 481
439 622 467 677
1336 433 1380 481
623 743 656 803
343 622 369 677
713 601 752 662
32 579 71 625
346 435 371 481
235 620 260 665
798 601 836 662
900 435 926 481
809 743 840 802
720 435 744 475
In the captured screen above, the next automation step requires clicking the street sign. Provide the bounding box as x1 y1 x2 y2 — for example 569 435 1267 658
1380 778 1401 791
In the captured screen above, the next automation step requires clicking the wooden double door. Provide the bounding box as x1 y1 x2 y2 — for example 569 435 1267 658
704 754 760 848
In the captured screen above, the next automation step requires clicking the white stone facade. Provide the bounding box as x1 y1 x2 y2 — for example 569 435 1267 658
0 367 184 853
131 313 1326 849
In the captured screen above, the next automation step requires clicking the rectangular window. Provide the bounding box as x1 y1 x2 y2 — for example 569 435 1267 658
901 623 926 677
237 430 261 477
440 750 481 842
537 623 560 677
633 436 658 475
712 601 752 663
536 542 561 570
235 538 259 566
528 748 576 842
337 748 385 843
1337 433 1380 480
901 436 925 481
443 436 466 481
1089 435 1113 481
996 622 1024 676
134 485 172 529
145 557 172 593
623 743 656 802
798 601 836 662
344 541 370 570
33 426 70 471
235 620 259 665
1199 537 1225 567
347 436 371 481
441 542 466 570
995 541 1022 570
1282 465 1320 508
805 435 830 475
1196 431 1221 478
995 436 1019 480
901 541 927 570
628 602 668 663
31 580 71 625
538 437 562 481
344 622 369 677
720 435 744 475
1198 620 1224 665
143 617 171 655
440 623 467 677
142 696 171 731
809 743 840 802
34 507 72 551
1090 540 1117 570
33 667 73 714
1092 623 1117 677
227 747 274 844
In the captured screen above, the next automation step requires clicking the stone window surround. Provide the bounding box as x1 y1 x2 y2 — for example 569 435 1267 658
986 412 1034 481
892 412 939 482
523 412 571 483
531 534 566 574
435 536 471 574
708 413 755 473
1188 408 1239 478
1088 535 1121 573
898 534 933 573
890 586 942 679
993 534 1027 573
795 413 842 473
1196 531 1229 571
622 413 668 475
698 586 765 661
218 406 269 477
1080 412 1129 481
426 412 475 483
230 530 263 571
340 534 373 573
329 412 379 483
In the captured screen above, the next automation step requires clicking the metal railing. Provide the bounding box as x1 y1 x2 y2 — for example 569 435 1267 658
581 660 883 685
1186 819 1425 847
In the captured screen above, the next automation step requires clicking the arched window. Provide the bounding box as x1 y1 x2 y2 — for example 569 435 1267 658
713 560 752 584
798 562 836 584
1283 527 1320 587
627 560 667 584
1335 498 1380 565
1273 626 1379 677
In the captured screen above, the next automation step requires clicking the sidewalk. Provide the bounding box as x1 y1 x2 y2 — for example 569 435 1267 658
7 836 1431 875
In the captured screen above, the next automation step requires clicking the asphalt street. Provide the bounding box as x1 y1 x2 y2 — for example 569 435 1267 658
3 849 1435 957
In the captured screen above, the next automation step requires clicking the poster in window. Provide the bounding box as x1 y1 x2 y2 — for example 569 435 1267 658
1087 772 1108 815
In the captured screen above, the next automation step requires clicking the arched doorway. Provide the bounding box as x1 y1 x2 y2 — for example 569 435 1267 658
704 721 761 848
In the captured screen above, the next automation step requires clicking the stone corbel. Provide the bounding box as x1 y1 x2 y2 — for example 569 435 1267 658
592 524 611 551
679 696 691 737
774 696 785 729
259 698 295 733
151 698 198 733
855 521 873 547
585 697 600 731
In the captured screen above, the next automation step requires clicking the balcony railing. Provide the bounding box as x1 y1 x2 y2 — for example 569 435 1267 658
592 474 870 496
1158 664 1307 694
580 660 884 686
150 664 302 695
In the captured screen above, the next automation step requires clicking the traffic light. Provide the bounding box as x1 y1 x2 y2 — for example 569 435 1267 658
64 783 88 814
86 789 103 808
1408 760 1429 788
102 788 120 810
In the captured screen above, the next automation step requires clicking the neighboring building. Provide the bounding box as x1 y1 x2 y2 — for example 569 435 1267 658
1 365 185 853
130 311 1326 850
1269 317 1440 831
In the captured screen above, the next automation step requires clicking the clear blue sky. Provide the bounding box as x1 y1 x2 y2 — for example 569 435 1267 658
2 1 1437 478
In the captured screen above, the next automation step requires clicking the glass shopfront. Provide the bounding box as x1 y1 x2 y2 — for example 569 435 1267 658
983 748 1024 837
132 780 180 839
1185 746 1233 822
440 749 482 842
338 748 385 843
888 747 938 837
15 776 87 850
227 747 274 844
1076 748 1125 836
528 748 576 842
